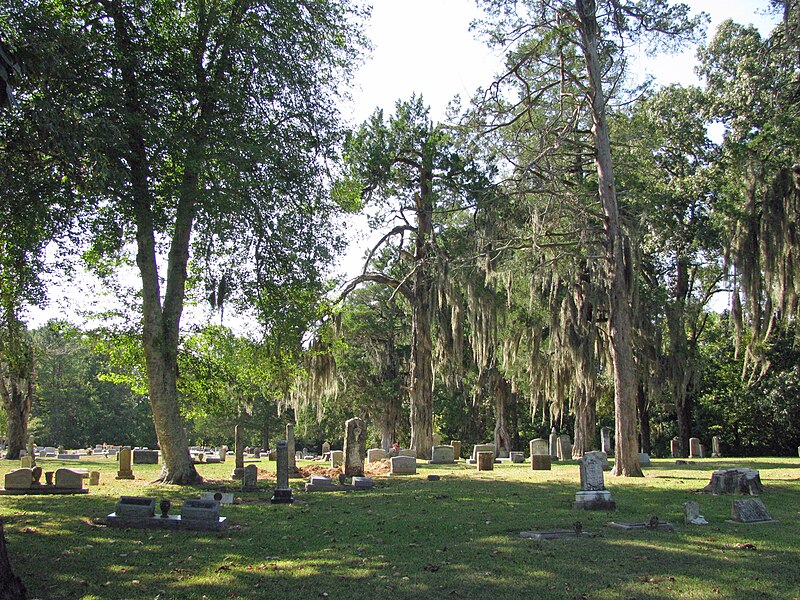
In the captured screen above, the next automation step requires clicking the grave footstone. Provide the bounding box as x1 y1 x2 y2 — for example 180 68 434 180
689 437 701 458
352 476 373 490
390 455 416 475
343 417 367 477
711 436 722 458
684 501 708 525
601 427 613 455
242 464 258 491
116 447 134 480
430 445 455 464
477 451 494 471
573 451 615 510
271 440 294 504
729 498 776 524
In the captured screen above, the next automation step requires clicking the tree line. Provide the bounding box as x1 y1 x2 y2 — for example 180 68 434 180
2 1 799 483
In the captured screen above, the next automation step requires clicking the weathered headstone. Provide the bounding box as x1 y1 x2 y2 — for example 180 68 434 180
352 476 374 490
242 464 258 491
114 496 156 519
181 498 224 530
711 436 722 458
684 501 708 525
573 451 615 510
116 447 134 480
55 468 84 489
343 417 367 478
286 423 297 473
531 454 551 471
89 471 101 486
670 437 680 458
389 455 416 475
366 448 388 463
398 448 416 458
133 449 159 464
305 475 335 492
430 445 455 464
477 451 494 471
451 440 462 460
321 441 331 455
601 427 613 455
468 444 495 464
253 447 261 459
730 498 776 523
330 450 344 468
19 456 34 469
689 437 701 458
638 453 651 467
530 438 548 456
557 434 572 461
702 468 765 495
509 451 525 463
271 440 294 504
4 468 33 490
231 424 244 480
548 427 558 460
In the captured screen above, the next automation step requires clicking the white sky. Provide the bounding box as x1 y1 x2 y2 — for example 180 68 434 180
28 1 780 328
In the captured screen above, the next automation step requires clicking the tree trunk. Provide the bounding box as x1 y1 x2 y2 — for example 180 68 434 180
109 1 199 484
637 381 651 454
493 376 512 457
0 319 33 461
667 252 692 457
409 148 435 460
572 391 596 458
0 521 27 600
576 0 642 476
262 413 270 452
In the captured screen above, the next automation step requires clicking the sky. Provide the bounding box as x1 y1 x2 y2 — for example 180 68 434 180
28 1 781 328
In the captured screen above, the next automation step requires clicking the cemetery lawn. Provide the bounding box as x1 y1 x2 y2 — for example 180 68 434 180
1 457 799 599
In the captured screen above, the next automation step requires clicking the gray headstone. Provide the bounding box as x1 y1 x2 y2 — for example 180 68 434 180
579 451 606 491
638 453 651 467
557 434 572 461
670 437 680 458
430 445 455 464
367 448 389 463
242 464 258 491
330 450 344 468
232 424 244 480
271 439 293 504
4 468 33 489
181 498 220 523
730 498 775 523
684 501 708 525
530 438 549 456
55 468 84 489
548 427 558 459
711 436 721 457
509 451 525 463
689 437 701 458
390 455 416 475
343 417 367 477
321 441 331 455
114 496 156 519
601 427 613 455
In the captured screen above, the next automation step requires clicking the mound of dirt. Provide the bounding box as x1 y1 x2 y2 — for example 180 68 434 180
364 459 391 476
299 464 342 478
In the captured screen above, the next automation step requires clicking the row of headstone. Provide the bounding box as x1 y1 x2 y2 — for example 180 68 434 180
4 467 86 491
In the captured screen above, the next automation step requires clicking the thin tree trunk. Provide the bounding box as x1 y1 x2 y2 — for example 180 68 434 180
667 252 692 457
637 381 651 454
262 413 270 452
576 0 642 476
572 391 596 458
493 376 512 457
0 318 33 460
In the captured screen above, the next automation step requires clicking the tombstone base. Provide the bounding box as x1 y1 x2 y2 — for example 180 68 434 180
0 486 88 495
271 488 294 504
725 519 778 525
608 521 675 531
573 490 615 511
115 473 135 480
105 513 227 531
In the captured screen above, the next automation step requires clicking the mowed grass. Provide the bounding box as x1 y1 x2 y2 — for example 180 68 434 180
1 456 799 599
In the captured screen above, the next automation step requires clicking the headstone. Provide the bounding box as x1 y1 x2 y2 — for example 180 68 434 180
271 439 294 504
573 451 615 510
689 437 701 458
242 464 258 491
477 451 494 471
321 441 331 455
601 427 613 455
114 496 156 519
367 448 388 463
699 443 706 458
4 468 33 490
557 434 572 461
509 451 525 463
305 475 335 492
232 424 244 480
286 423 297 473
116 447 134 479
530 438 548 456
389 455 417 475
181 498 221 525
684 501 708 525
343 417 367 477
468 444 495 464
55 468 84 489
19 456 34 469
253 447 261 459
330 450 344 468
730 498 776 523
89 471 101 486
531 454 552 471
670 437 680 458
711 436 722 458
548 427 558 459
133 449 159 464
396 448 414 457
200 491 234 504
451 440 462 460
219 445 227 462
430 445 455 464
352 476 374 490
638 453 651 467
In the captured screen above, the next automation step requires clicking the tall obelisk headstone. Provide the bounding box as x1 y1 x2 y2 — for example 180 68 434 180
343 417 367 478
271 440 294 504
232 424 244 480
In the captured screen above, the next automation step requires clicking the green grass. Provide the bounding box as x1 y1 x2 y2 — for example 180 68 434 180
1 456 799 599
